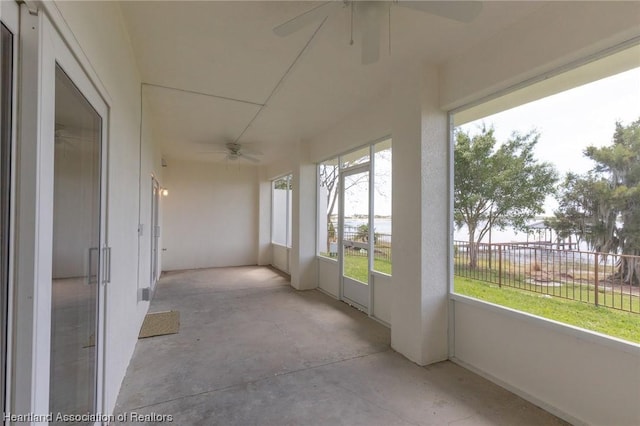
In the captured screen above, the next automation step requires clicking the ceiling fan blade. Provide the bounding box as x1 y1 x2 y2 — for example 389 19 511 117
197 150 227 154
273 1 338 37
240 153 260 163
196 141 231 149
360 3 383 65
397 1 483 23
240 147 264 156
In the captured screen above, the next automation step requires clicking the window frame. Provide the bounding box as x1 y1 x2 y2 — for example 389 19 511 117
271 173 292 249
316 136 392 277
447 42 640 345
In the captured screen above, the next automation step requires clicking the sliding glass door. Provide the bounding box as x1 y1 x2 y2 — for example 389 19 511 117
40 12 109 421
49 64 104 419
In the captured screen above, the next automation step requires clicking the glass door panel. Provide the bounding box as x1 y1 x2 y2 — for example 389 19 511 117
341 169 370 310
50 65 101 419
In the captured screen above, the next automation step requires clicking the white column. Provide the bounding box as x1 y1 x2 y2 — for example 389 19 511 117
391 59 449 365
290 142 317 290
257 167 272 266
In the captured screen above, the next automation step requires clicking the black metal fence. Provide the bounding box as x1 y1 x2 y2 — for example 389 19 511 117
321 224 391 261
454 240 640 314
341 225 391 260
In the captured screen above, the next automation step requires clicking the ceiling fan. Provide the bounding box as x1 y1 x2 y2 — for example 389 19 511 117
273 1 483 65
199 142 263 163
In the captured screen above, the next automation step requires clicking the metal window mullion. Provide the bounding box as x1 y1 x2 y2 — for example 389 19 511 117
337 170 344 300
271 179 276 245
341 162 370 175
316 164 320 257
284 175 290 248
287 174 292 249
368 145 375 316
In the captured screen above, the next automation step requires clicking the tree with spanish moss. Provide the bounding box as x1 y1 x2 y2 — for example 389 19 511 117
548 118 640 286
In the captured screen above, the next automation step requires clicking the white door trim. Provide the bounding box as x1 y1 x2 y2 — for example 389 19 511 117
12 4 110 420
0 0 19 421
339 165 371 312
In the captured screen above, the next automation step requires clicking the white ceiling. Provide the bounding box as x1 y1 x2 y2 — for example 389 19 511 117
119 1 544 164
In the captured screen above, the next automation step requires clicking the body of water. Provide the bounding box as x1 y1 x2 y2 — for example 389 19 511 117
343 218 392 235
340 217 589 250
344 218 532 242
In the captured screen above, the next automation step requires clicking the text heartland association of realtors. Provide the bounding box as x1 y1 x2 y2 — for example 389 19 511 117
3 412 174 422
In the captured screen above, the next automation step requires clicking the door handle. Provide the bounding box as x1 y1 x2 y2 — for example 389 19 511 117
102 247 111 284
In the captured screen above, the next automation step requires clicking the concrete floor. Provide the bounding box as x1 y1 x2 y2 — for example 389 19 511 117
114 266 567 426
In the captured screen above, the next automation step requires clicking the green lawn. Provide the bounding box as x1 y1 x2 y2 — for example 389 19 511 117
455 276 640 344
343 253 391 283
336 254 639 344
454 262 640 312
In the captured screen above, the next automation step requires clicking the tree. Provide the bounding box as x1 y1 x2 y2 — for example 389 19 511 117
544 172 593 247
319 162 369 253
318 162 343 256
454 125 558 268
273 176 292 190
549 119 640 285
318 151 388 250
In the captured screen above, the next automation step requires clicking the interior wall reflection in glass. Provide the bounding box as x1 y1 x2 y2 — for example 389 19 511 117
50 65 102 419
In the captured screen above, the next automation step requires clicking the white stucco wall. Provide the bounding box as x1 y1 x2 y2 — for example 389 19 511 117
318 257 339 298
289 158 317 291
138 94 165 295
307 93 391 163
372 272 391 325
162 159 258 270
271 244 289 274
390 60 449 365
257 169 273 266
452 296 640 426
